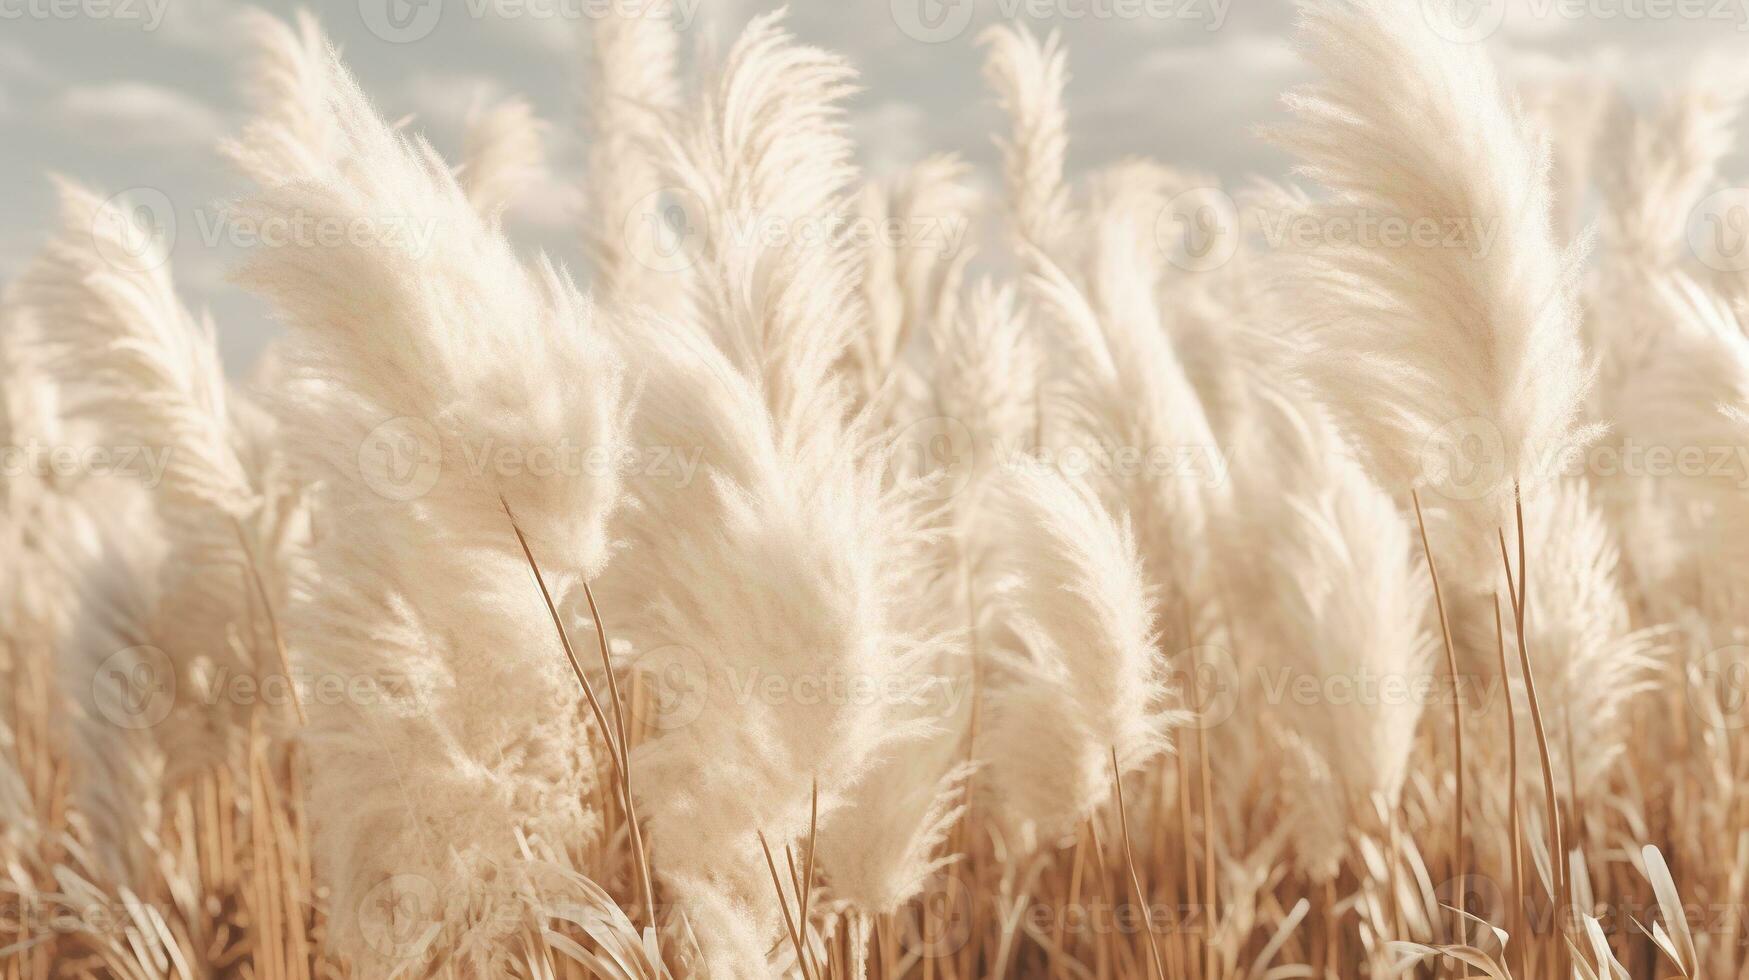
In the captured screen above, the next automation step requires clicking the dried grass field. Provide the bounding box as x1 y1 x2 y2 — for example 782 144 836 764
4 1 1749 977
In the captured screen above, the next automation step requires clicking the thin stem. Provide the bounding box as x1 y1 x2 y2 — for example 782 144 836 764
1499 504 1567 978
232 516 305 726
759 831 815 980
1493 594 1524 978
1411 491 1465 910
1112 748 1166 980
580 576 656 933
500 496 655 935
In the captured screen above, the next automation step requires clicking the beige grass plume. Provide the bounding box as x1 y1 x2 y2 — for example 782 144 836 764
598 13 959 972
460 96 549 220
230 15 627 971
1275 0 1595 560
978 464 1173 847
981 24 1072 256
14 181 269 779
582 2 683 315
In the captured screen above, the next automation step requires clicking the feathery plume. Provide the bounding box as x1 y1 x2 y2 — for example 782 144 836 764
582 3 683 313
845 155 979 418
978 465 1171 847
14 181 267 777
1023 211 1223 644
1251 421 1434 878
1275 0 1595 552
981 24 1072 255
656 10 860 429
223 7 340 186
231 18 626 970
460 97 549 219
598 20 952 968
606 302 946 973
1507 478 1661 801
1597 58 1749 271
60 482 169 889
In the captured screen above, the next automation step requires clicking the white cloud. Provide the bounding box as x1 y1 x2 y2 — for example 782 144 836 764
0 40 42 79
0 40 48 118
1139 34 1299 78
55 81 223 149
152 0 247 52
485 8 579 52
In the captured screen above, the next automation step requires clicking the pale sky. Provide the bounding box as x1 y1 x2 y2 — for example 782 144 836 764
0 0 1739 373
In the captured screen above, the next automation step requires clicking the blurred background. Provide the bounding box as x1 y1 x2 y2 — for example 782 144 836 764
0 0 1741 373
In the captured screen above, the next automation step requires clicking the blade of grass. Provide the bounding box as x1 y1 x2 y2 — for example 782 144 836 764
1499 496 1567 978
1412 491 1465 921
760 831 815 980
1493 593 1524 978
1112 748 1166 980
500 495 655 935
